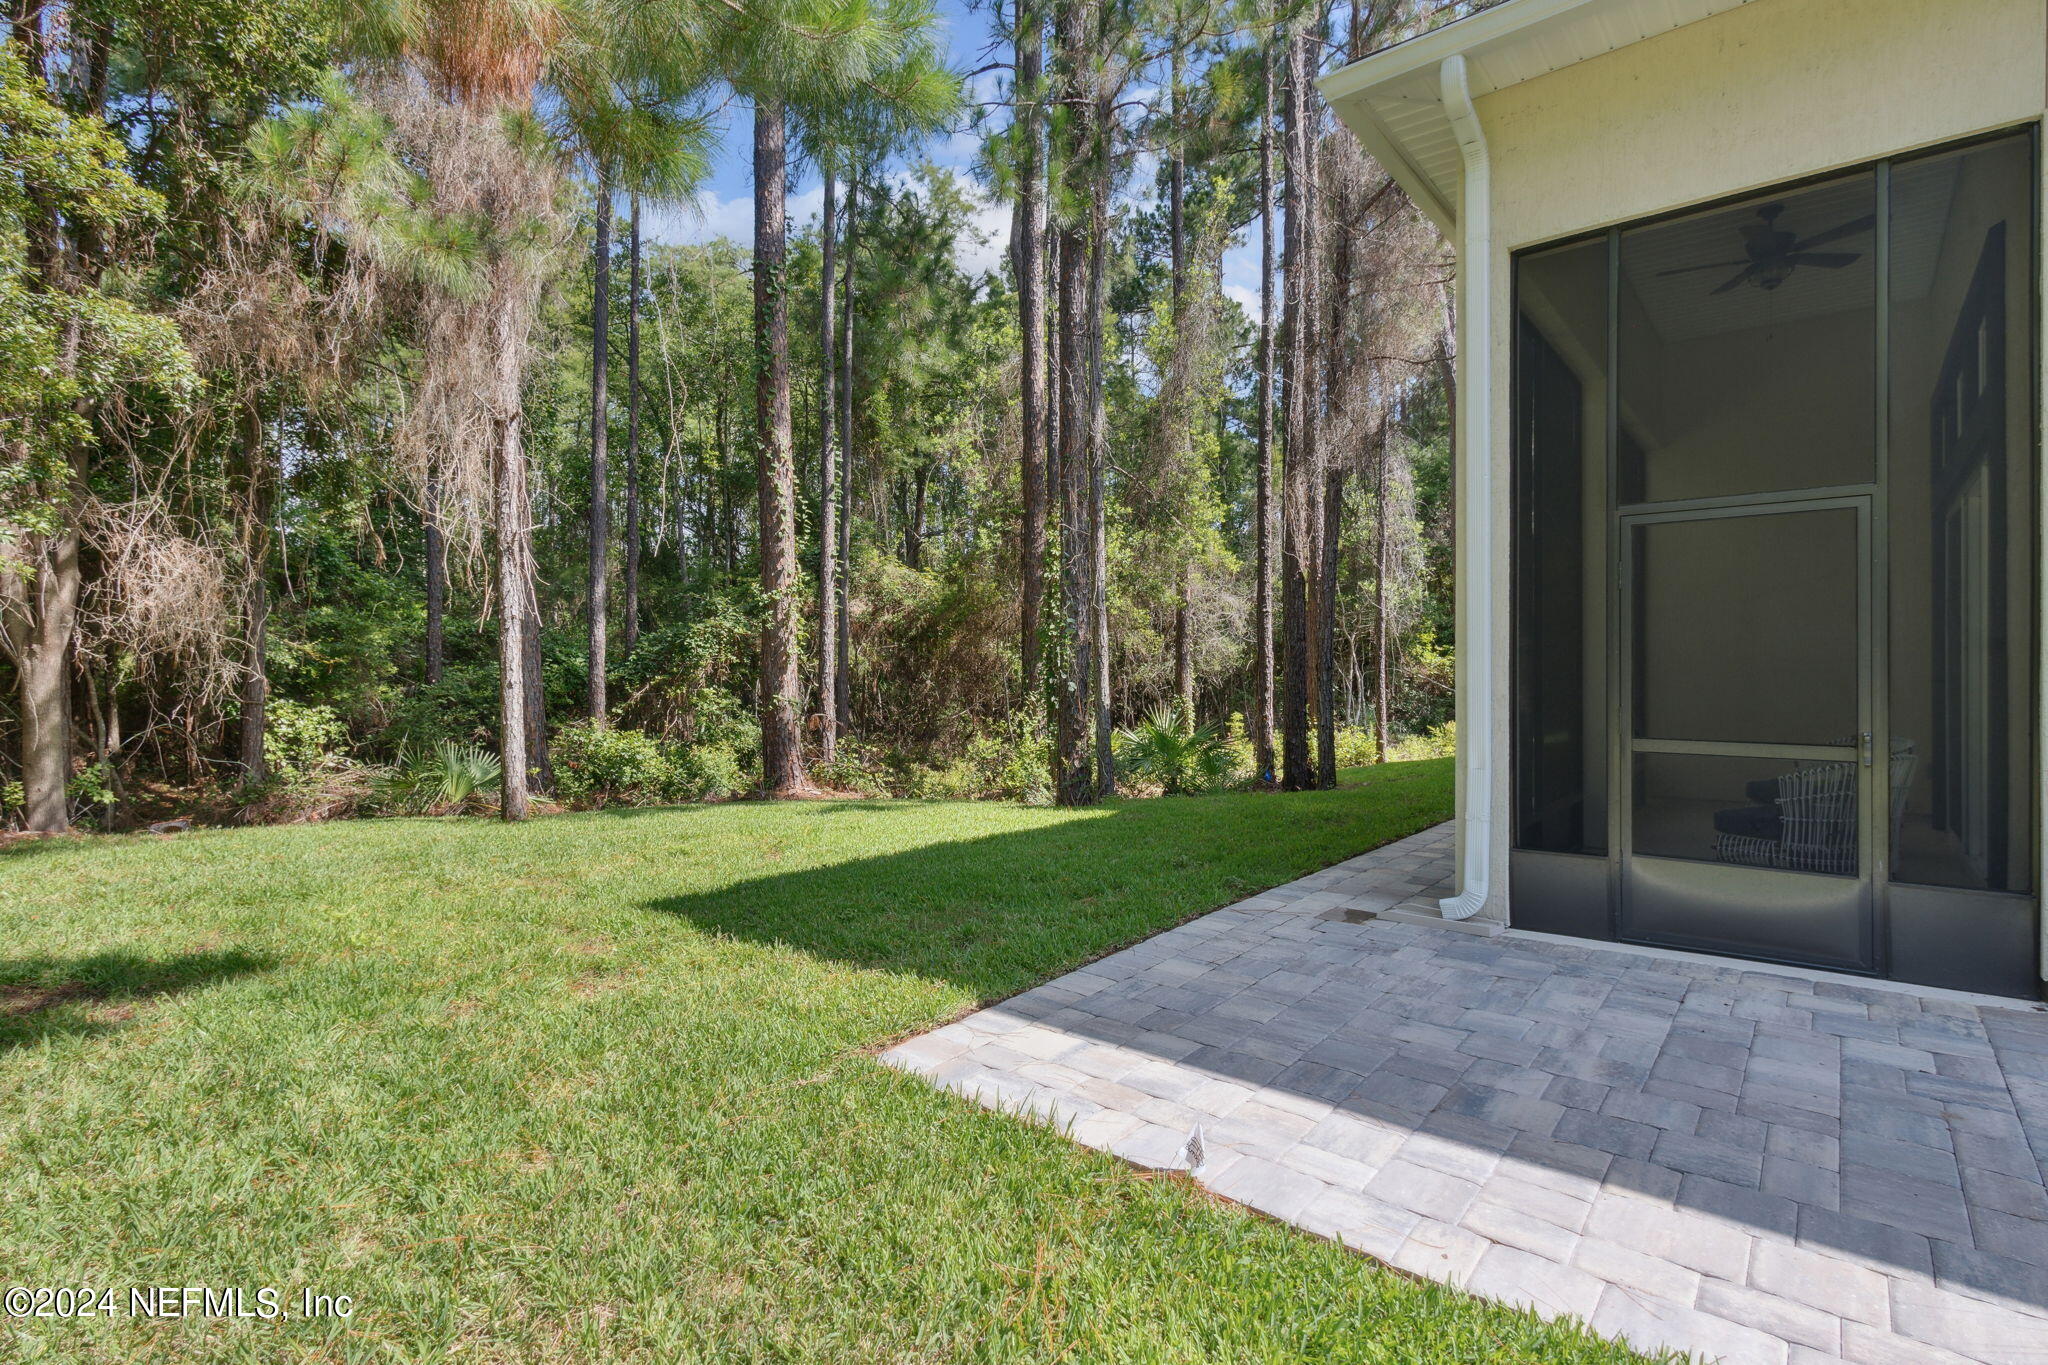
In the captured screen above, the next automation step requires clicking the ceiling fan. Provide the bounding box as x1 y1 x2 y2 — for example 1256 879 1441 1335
1657 202 1875 295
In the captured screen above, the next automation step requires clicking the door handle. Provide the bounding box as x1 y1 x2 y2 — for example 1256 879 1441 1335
1860 731 1874 767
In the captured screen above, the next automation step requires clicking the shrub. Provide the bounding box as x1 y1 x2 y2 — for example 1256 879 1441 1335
612 594 760 754
682 686 758 768
1389 721 1457 762
809 713 1048 804
673 742 745 802
897 760 975 802
1219 712 1262 785
242 759 382 824
1333 726 1378 770
68 762 117 818
552 721 682 807
264 699 350 779
550 721 746 807
810 743 891 798
381 666 499 754
958 712 1053 802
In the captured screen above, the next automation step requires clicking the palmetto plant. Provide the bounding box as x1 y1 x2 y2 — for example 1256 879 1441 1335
385 741 505 814
1114 705 1231 796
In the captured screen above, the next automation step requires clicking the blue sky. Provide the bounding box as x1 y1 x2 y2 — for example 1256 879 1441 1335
641 0 1270 320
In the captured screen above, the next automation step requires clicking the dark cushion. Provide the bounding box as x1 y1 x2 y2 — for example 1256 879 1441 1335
1714 804 1783 840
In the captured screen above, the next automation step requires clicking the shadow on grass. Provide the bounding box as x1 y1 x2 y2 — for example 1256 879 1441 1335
644 765 1455 1001
0 832 110 864
0 949 277 1051
588 797 929 820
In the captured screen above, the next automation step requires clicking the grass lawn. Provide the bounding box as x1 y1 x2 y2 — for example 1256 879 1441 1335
0 757 1658 1363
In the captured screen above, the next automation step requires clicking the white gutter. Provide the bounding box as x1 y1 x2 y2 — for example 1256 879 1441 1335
2039 112 2047 985
1437 53 1493 923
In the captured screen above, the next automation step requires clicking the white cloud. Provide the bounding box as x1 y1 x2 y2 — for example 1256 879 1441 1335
878 167 1012 280
635 164 1012 280
1123 148 1162 212
787 182 828 231
1223 282 1263 322
958 196 1012 278
642 190 753 247
1221 242 1266 323
639 182 832 250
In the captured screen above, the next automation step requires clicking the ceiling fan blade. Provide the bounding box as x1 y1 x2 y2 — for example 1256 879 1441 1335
1791 213 1876 252
1657 259 1750 277
1787 251 1861 269
1709 264 1761 295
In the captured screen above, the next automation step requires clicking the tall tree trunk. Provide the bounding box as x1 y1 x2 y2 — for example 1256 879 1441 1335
4 138 84 833
425 468 447 685
587 177 611 722
1373 423 1390 763
623 192 643 655
1045 225 1062 580
496 412 531 822
5 497 81 833
1015 0 1047 707
754 99 810 795
1088 110 1113 798
1174 568 1194 721
1052 0 1096 807
1301 53 1327 774
1168 52 1185 300
236 403 273 783
836 175 856 732
1278 17 1313 791
817 167 839 763
1317 467 1342 787
1167 44 1193 728
1318 83 1353 790
1252 10 1278 783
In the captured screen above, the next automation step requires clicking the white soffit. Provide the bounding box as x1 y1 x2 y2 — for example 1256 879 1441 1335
1318 0 1759 234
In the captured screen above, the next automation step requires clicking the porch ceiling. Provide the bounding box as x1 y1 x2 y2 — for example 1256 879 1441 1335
1319 0 1759 235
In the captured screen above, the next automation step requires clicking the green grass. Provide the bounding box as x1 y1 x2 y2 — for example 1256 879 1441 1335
0 758 1655 1363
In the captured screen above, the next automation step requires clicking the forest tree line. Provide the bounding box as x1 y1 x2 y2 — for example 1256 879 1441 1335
0 0 1480 833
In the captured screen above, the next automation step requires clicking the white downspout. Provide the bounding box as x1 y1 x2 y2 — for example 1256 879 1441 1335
1438 53 1493 922
2038 113 2047 988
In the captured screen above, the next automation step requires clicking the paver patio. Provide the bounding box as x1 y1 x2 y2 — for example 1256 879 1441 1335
884 823 2048 1364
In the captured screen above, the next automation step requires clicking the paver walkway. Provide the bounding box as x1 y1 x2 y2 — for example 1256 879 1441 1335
884 823 2048 1364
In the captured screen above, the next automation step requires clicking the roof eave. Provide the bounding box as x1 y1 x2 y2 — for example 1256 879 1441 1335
1345 99 1459 236
1320 0 1609 108
1318 0 1758 236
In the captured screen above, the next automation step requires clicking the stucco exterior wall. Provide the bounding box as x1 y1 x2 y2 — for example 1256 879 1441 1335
1480 0 2048 251
1455 0 2048 940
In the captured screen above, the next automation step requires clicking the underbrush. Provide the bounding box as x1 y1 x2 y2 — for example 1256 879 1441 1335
5 702 1457 833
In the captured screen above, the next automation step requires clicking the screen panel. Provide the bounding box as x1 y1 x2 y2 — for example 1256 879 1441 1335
1633 752 1859 875
1887 133 2037 895
1513 239 1610 855
1632 509 1859 748
1618 174 1877 504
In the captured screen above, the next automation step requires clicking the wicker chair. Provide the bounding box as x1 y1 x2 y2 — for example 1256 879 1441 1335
1713 742 1916 875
